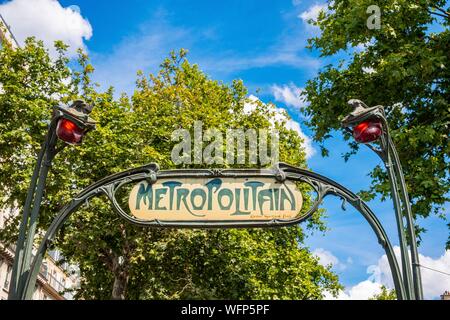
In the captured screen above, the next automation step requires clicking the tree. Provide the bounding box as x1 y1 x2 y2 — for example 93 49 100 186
369 285 397 300
0 40 341 299
301 0 450 247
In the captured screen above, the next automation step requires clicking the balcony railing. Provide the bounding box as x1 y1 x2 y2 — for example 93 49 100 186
39 265 66 293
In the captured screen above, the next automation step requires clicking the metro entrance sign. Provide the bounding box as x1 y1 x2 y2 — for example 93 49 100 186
9 100 423 300
129 176 303 223
113 165 310 228
16 162 407 300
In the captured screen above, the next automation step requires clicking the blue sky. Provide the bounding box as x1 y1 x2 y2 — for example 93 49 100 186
0 0 448 299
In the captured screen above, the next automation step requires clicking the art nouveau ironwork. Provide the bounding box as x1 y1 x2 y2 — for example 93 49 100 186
20 162 406 300
342 100 423 300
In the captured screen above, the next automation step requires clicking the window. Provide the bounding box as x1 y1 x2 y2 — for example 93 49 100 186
48 250 59 261
41 262 48 279
51 270 57 287
4 265 11 290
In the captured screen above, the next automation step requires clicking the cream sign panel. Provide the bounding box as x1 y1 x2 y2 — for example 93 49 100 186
128 177 303 221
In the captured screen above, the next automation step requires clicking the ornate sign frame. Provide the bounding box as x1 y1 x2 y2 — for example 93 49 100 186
111 164 310 228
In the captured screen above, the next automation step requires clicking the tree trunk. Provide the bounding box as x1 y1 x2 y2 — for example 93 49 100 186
111 254 129 300
111 271 129 300
110 224 131 300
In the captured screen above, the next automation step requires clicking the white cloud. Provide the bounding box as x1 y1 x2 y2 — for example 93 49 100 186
299 3 327 23
243 94 260 114
314 248 339 266
274 109 315 159
369 247 450 299
244 95 315 159
313 248 349 271
418 251 450 299
278 113 315 158
325 280 383 300
326 247 450 300
199 51 321 76
0 0 92 57
271 83 306 109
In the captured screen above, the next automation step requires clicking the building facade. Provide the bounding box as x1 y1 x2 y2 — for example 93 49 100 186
0 207 79 300
0 14 79 300
441 291 450 300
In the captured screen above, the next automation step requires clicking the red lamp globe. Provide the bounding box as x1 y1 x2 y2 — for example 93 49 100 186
56 118 84 145
352 120 383 143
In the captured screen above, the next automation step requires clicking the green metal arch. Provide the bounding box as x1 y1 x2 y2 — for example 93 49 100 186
21 162 406 299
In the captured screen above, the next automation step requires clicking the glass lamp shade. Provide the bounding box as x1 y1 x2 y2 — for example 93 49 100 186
56 118 84 145
352 120 383 143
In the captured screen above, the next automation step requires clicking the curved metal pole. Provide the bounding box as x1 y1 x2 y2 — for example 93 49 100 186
8 101 95 300
22 163 406 300
22 198 86 300
21 164 158 299
342 100 422 299
9 117 59 300
379 134 414 299
386 133 423 299
369 109 421 299
279 163 406 299
8 138 47 299
19 128 59 295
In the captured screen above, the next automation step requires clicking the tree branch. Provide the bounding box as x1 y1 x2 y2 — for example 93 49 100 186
432 5 450 17
428 9 450 20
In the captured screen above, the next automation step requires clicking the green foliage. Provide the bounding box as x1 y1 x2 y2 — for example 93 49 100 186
301 0 450 247
0 40 341 299
369 285 397 300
